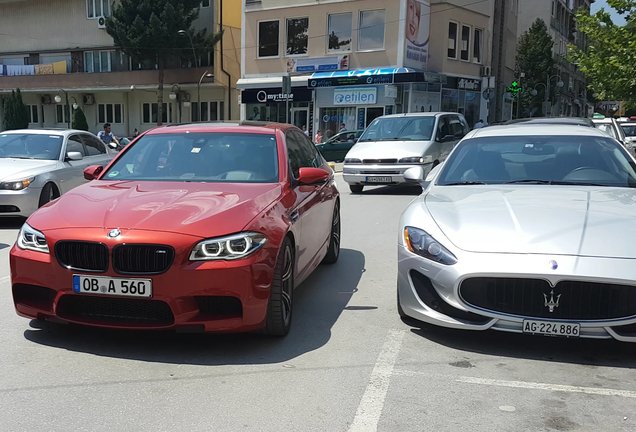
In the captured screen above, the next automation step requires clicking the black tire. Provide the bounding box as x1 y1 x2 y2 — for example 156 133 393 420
263 237 294 336
349 184 364 194
321 201 340 264
38 183 58 208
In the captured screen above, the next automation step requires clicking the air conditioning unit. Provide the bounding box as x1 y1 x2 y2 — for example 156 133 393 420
480 66 491 77
41 95 52 105
83 94 95 105
97 16 106 29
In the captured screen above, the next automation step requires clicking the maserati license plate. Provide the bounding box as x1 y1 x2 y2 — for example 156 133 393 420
522 320 580 337
73 275 153 298
366 176 392 183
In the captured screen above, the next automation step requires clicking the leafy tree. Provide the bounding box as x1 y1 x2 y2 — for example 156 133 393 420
328 32 351 51
106 0 222 126
570 0 636 104
2 89 29 131
515 19 555 117
72 107 89 131
286 18 309 55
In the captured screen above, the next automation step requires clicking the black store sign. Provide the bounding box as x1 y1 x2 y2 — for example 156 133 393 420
242 87 312 103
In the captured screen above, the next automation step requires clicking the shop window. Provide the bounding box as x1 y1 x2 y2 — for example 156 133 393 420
191 102 220 122
319 107 357 139
27 105 39 124
448 22 458 59
328 13 352 53
286 17 309 56
473 28 483 63
56 105 71 124
98 104 124 124
441 89 458 112
142 103 172 124
258 20 280 58
358 10 385 51
460 25 471 61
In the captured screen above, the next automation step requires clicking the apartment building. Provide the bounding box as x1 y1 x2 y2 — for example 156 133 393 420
519 0 592 117
0 0 241 136
240 0 506 135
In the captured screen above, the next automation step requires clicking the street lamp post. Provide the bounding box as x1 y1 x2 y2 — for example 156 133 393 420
54 89 72 128
530 75 564 117
197 70 214 122
178 30 198 68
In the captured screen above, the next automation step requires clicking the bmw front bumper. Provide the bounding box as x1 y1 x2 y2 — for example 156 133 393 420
0 186 42 217
397 243 636 342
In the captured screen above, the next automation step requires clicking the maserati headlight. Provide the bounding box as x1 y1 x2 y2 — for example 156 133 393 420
399 157 425 164
345 158 362 164
190 232 267 261
404 226 456 265
0 177 34 191
17 223 49 254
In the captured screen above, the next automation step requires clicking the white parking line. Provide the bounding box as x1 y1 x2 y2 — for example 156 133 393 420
457 376 636 398
348 329 405 432
0 276 9 284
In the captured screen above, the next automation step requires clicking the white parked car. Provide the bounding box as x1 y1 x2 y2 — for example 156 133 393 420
0 129 116 217
342 112 469 193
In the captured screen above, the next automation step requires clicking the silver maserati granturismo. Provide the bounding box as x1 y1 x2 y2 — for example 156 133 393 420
398 124 636 342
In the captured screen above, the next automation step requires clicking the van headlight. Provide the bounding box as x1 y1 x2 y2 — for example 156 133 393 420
17 223 49 254
190 232 267 261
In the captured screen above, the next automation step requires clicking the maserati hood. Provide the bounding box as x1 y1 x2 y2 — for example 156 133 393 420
0 158 59 182
29 181 283 238
345 140 433 161
424 185 636 258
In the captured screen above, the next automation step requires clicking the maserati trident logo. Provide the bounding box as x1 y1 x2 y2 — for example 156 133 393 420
108 229 121 238
544 290 561 313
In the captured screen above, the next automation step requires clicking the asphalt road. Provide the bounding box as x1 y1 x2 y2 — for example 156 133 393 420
1 174 636 432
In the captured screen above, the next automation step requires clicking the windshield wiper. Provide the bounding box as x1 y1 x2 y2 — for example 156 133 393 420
505 179 552 184
443 181 487 186
550 181 609 187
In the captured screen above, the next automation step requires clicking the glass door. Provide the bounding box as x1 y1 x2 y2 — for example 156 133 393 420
365 107 385 127
291 108 309 129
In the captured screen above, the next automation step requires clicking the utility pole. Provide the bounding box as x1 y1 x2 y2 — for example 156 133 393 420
282 74 291 124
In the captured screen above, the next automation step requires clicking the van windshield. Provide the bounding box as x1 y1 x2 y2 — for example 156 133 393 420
358 117 435 142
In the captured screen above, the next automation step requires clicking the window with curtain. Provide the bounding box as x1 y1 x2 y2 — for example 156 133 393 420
460 25 471 61
448 22 458 58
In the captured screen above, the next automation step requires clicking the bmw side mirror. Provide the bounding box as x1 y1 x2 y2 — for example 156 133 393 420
66 151 83 161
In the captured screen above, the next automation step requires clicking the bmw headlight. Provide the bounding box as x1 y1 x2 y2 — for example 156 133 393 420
0 177 34 191
404 226 456 265
345 158 362 164
17 223 49 254
190 232 267 261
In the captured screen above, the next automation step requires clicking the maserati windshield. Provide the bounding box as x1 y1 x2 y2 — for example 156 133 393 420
0 134 63 160
437 135 636 188
358 117 435 142
103 132 279 183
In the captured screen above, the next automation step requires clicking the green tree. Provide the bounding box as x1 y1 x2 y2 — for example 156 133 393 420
3 89 29 131
570 0 636 104
106 0 222 126
72 106 89 131
515 19 555 117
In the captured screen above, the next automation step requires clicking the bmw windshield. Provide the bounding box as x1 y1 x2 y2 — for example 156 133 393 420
102 132 279 183
358 117 435 142
0 134 63 160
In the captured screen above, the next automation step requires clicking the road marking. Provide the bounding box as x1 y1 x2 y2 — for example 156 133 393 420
0 276 9 284
348 329 405 432
457 376 636 399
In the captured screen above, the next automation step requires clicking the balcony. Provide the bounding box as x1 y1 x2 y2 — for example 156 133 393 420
0 67 215 92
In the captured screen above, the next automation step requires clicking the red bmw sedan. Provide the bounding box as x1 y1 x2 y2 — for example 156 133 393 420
10 123 340 336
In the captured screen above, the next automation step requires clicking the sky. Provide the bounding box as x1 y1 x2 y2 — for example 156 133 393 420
591 0 627 26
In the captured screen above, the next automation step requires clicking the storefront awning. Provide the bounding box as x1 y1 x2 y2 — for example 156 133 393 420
308 68 445 88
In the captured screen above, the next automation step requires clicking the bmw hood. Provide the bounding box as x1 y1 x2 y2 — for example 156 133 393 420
345 140 433 160
424 186 636 259
0 158 59 182
28 181 283 238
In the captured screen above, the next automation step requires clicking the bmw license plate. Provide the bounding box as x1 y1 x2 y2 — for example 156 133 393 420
366 176 392 183
522 320 580 337
73 275 152 298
